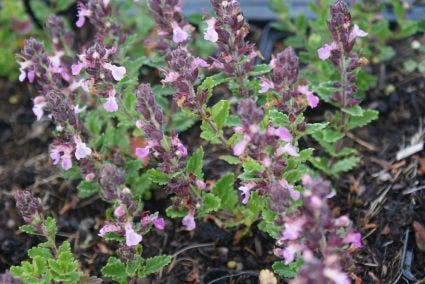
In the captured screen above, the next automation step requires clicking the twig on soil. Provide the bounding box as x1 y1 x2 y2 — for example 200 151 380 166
346 132 378 152
205 271 259 284
402 184 425 195
396 142 424 161
166 242 215 274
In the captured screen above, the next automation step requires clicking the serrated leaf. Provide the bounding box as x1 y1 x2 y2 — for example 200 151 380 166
348 109 379 130
101 257 127 284
199 193 221 215
200 120 222 144
330 156 361 176
342 105 364 116
186 148 204 179
20 225 36 235
165 207 187 218
49 241 81 283
211 100 230 129
310 157 333 176
146 169 169 185
322 129 344 143
212 174 237 210
28 247 52 259
268 109 289 126
272 260 302 278
126 259 142 277
140 255 172 277
243 157 265 173
172 111 197 132
199 73 230 91
219 155 241 165
250 64 272 76
77 181 100 199
44 217 57 239
305 122 328 134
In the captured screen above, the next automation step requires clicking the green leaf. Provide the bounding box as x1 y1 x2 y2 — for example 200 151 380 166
211 100 230 129
20 225 36 235
186 148 204 179
126 259 142 277
330 156 361 176
200 120 222 144
348 109 379 130
101 257 127 284
305 122 328 134
165 207 187 218
77 181 100 199
172 111 197 132
310 157 332 176
342 105 364 116
212 174 238 210
379 46 396 61
322 129 344 143
249 64 272 76
200 73 230 91
140 255 172 277
243 157 265 173
146 169 169 185
49 241 81 283
272 259 303 278
219 155 241 165
268 109 289 126
28 247 52 259
44 217 57 239
199 193 221 215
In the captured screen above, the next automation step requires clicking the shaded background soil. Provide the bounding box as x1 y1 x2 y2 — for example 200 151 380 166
0 27 424 284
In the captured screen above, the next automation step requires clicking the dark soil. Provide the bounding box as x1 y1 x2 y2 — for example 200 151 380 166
0 31 424 284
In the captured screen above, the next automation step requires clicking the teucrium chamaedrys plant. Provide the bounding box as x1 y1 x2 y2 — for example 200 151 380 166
14 0 368 282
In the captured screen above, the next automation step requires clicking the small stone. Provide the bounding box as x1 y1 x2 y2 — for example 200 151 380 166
227 260 237 269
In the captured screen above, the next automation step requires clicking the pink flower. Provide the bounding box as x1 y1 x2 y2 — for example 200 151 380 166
193 57 210 68
349 24 368 42
154 218 165 230
334 215 350 227
281 218 305 241
276 144 299 157
135 146 150 159
310 195 323 209
182 213 196 231
196 180 206 190
274 127 292 142
283 245 298 264
27 70 35 83
32 96 47 121
279 179 300 200
317 42 338 61
343 232 362 248
76 2 92 28
103 63 126 81
298 85 319 108
233 138 249 156
114 205 126 218
85 173 95 181
71 62 84 75
323 268 351 284
171 22 189 43
98 222 121 237
103 95 118 112
171 136 187 157
50 144 73 170
301 175 313 186
162 71 180 83
238 183 256 204
125 223 143 247
74 139 92 160
259 77 274 93
74 104 87 114
204 18 218 43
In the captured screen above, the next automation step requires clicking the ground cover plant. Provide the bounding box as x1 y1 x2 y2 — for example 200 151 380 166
0 0 424 283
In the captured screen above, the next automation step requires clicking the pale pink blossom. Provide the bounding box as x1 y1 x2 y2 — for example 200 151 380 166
74 104 87 114
74 139 92 160
71 62 84 75
196 180 206 190
317 42 338 60
349 24 368 42
204 18 218 43
125 223 143 246
283 245 298 264
193 57 210 68
334 215 350 227
171 136 187 157
182 213 196 231
76 2 92 28
103 63 126 81
103 95 118 112
50 144 73 170
259 77 274 93
276 144 299 157
343 232 362 248
85 173 95 181
98 222 121 237
323 268 351 284
274 127 292 142
32 96 47 121
301 175 313 186
281 218 305 241
135 146 150 159
27 70 35 83
171 22 189 43
298 85 319 108
239 183 256 204
154 218 165 230
233 139 249 156
162 71 180 83
279 179 300 200
114 205 126 218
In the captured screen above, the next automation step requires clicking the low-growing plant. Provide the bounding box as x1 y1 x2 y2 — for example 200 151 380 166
12 0 378 282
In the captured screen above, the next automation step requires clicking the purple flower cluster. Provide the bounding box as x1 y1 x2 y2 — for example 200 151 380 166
205 0 257 84
274 176 361 284
14 190 42 224
317 0 368 108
